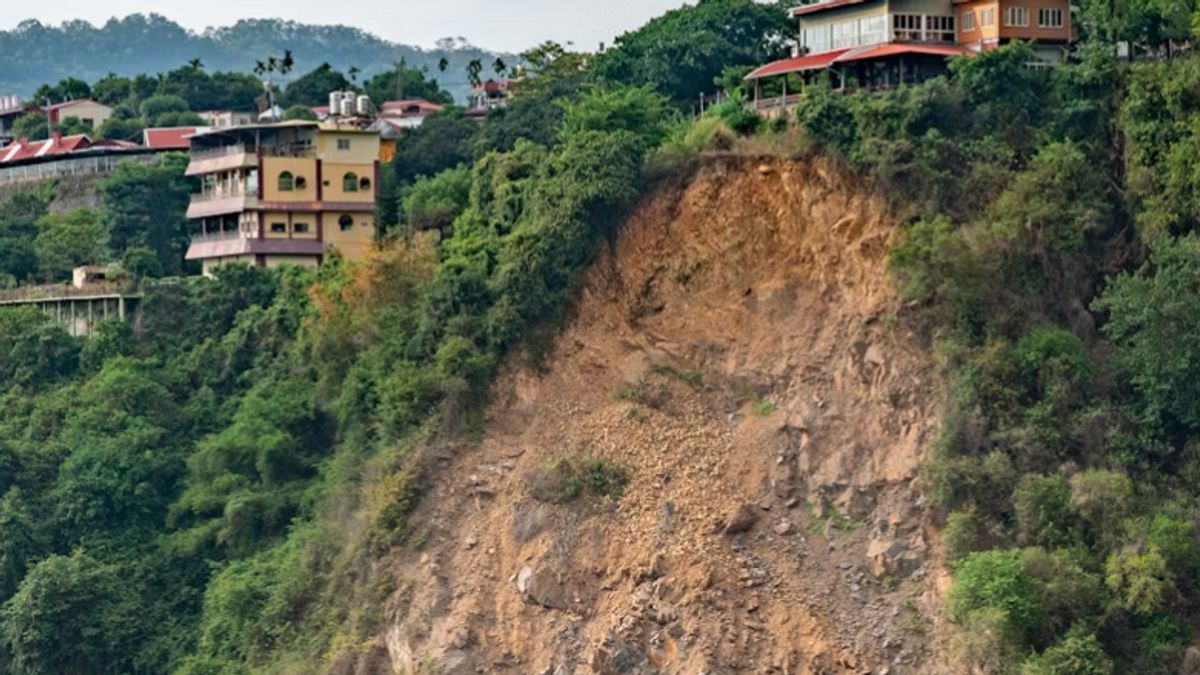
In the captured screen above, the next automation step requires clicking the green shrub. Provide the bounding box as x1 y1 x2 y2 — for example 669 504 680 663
1014 475 1078 549
949 549 1043 638
527 456 630 504
1021 631 1114 675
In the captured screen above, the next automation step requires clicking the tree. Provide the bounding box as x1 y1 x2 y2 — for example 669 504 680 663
139 94 190 121
100 153 193 276
283 104 317 121
474 95 565 154
0 308 79 390
1094 234 1200 432
0 189 49 283
10 113 50 141
281 63 350 107
120 245 165 280
1021 631 1115 675
90 73 133 106
33 209 107 282
949 549 1043 639
33 76 91 103
391 111 480 184
590 0 790 106
558 85 672 150
402 165 471 231
364 62 454 106
1 552 139 675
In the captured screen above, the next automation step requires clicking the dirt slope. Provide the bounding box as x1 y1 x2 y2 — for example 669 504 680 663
378 157 946 675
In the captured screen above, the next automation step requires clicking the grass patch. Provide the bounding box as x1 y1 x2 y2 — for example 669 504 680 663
527 455 631 504
650 364 704 388
806 501 862 535
752 398 776 416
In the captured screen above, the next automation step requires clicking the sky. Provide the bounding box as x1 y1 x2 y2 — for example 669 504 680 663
0 0 693 53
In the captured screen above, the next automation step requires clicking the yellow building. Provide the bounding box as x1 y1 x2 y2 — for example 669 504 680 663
184 120 380 276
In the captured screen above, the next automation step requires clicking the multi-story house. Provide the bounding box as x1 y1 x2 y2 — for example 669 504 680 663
956 0 1072 61
746 0 1071 109
184 120 380 275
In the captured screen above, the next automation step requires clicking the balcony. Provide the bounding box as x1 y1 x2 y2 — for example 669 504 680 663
186 145 257 176
187 191 259 219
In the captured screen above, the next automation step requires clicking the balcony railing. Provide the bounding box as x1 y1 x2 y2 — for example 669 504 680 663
191 229 250 242
190 144 251 160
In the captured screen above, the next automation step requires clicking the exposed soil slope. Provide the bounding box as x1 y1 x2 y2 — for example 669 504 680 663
378 157 945 675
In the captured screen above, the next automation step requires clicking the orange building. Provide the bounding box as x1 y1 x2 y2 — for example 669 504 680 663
184 120 380 275
956 0 1072 60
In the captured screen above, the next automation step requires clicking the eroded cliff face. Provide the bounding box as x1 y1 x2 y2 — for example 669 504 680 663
373 157 947 675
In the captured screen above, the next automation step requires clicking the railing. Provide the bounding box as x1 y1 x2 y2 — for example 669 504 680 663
753 94 805 111
262 145 315 158
190 230 250 242
192 187 252 202
190 144 252 160
0 152 158 187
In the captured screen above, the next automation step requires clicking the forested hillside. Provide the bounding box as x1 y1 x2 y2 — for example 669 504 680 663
0 15 504 101
2 0 1200 672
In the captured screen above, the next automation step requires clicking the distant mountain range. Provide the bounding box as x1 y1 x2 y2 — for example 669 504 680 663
0 14 510 102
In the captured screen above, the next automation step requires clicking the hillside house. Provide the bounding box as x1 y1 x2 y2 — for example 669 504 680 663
746 0 1072 112
471 80 511 110
143 126 210 150
44 99 113 129
197 110 256 129
184 120 380 276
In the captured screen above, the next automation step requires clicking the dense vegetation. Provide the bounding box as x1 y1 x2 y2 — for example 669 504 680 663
0 1 778 672
3 0 1200 672
0 15 504 103
0 153 192 286
780 9 1200 670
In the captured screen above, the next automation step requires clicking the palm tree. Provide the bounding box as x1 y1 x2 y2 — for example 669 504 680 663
348 66 361 84
438 57 450 73
467 59 483 87
280 50 294 76
187 58 204 70
492 58 508 78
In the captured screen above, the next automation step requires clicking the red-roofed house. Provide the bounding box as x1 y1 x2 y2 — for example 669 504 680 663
471 80 510 110
370 99 446 138
143 127 210 150
745 0 1070 112
43 100 113 129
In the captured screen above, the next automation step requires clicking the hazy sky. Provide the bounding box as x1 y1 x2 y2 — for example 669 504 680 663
1 1 694 53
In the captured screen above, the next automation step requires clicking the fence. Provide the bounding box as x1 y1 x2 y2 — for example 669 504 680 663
0 151 160 187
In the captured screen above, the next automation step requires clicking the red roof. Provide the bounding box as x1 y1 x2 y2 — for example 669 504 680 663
834 43 972 62
792 0 873 16
745 49 852 79
381 99 444 117
143 126 207 149
0 133 92 163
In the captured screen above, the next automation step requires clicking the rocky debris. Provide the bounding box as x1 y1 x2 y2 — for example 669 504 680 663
866 537 923 579
724 504 760 535
591 633 650 675
773 519 794 536
517 563 573 610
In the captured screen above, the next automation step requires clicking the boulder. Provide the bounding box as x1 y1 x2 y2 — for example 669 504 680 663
724 504 760 535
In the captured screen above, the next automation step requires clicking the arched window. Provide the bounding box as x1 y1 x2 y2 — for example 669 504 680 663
343 172 359 192
338 214 354 232
294 175 307 189
359 176 372 191
278 171 294 191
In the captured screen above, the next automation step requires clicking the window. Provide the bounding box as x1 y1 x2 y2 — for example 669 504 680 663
1038 7 1063 27
961 10 976 31
294 176 307 189
82 118 94 127
802 26 832 54
832 20 858 49
343 172 359 192
359 176 372 191
860 15 887 44
293 222 310 234
893 14 922 40
278 171 294 191
338 215 354 232
925 15 955 41
270 222 287 233
336 138 350 150
980 8 996 26
1004 7 1029 26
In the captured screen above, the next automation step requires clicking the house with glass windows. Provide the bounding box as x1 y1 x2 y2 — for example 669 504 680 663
746 0 1072 112
183 120 380 276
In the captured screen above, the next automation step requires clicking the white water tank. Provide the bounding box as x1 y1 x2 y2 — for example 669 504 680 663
329 92 341 116
339 93 354 117
356 95 371 116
